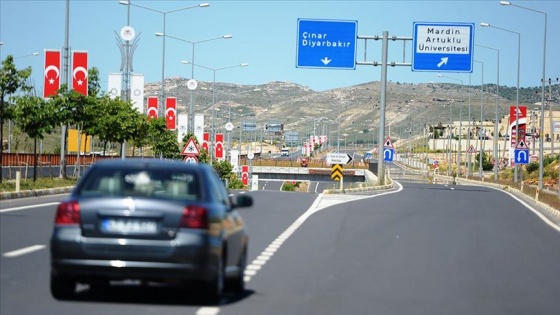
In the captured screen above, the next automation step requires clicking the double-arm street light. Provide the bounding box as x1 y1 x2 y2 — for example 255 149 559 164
119 1 209 117
180 60 248 162
480 22 521 182
476 43 501 180
500 1 547 190
157 33 232 132
437 74 464 176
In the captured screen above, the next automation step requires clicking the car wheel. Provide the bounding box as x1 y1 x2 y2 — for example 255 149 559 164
226 246 246 294
204 258 224 303
50 273 76 300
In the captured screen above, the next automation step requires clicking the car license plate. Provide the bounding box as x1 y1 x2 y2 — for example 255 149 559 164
102 218 158 234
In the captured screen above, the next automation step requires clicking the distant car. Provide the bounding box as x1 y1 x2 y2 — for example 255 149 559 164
301 157 308 167
280 149 290 157
50 159 253 302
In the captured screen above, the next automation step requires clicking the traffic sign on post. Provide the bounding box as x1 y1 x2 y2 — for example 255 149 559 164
296 19 358 69
412 22 474 72
331 164 343 181
514 140 529 165
383 148 395 162
181 137 200 156
326 153 353 165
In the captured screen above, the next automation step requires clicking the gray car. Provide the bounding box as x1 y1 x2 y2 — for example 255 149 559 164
50 159 253 302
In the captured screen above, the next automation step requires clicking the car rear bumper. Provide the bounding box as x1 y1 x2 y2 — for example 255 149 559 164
50 229 222 282
51 258 219 282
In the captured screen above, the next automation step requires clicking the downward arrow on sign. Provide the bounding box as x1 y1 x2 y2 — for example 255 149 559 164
321 57 331 65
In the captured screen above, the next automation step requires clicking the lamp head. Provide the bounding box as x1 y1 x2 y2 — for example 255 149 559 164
480 22 490 27
155 32 164 37
240 63 249 67
32 52 39 56
223 35 233 39
180 60 190 65
119 1 130 5
199 3 210 7
499 1 511 5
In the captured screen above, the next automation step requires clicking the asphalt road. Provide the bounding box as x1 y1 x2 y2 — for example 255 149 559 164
1 179 559 315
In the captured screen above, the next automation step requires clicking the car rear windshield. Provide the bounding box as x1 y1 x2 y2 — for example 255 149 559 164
77 167 201 201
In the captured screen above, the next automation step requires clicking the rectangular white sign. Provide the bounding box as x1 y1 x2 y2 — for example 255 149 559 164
107 73 122 100
230 150 239 173
194 114 204 144
554 121 560 133
177 114 188 143
130 73 144 113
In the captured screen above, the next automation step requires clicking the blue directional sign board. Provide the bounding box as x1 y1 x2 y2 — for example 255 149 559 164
412 22 474 72
296 19 357 69
514 149 529 164
383 148 395 162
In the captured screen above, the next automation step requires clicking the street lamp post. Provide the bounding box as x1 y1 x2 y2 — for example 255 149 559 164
476 43 500 180
180 61 248 162
156 33 232 133
500 0 547 190
474 60 485 178
119 1 209 118
480 22 520 182
437 74 464 177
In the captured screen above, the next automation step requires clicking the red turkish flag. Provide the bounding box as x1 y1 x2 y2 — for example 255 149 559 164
215 133 224 159
72 51 88 95
147 96 158 119
202 132 209 153
43 50 61 98
165 97 176 130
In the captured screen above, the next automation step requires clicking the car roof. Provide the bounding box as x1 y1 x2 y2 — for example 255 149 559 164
92 158 212 172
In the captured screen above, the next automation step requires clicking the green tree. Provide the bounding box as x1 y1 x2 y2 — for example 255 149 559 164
148 117 180 159
0 55 32 182
13 96 56 181
129 114 150 156
211 159 244 189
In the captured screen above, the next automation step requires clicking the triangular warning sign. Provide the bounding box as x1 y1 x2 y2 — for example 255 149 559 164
384 136 393 148
515 140 528 149
181 137 200 156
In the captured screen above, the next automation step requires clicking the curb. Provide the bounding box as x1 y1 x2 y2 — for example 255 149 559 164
0 186 74 200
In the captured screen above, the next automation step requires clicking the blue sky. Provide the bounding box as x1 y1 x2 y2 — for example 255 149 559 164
1 0 558 93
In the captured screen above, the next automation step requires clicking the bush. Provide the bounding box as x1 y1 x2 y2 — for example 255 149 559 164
282 181 300 191
525 162 539 174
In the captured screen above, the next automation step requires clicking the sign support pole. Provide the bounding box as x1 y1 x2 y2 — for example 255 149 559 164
376 31 388 185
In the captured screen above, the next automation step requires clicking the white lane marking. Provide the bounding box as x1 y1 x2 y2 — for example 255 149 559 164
3 245 46 258
242 182 404 283
485 186 560 233
0 202 59 213
194 184 404 314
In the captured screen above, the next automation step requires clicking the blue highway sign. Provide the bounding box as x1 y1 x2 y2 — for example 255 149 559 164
412 22 474 72
514 149 529 165
383 148 394 162
296 19 357 69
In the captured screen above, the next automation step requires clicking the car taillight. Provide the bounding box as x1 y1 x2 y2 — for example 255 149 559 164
55 200 81 225
180 205 208 229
